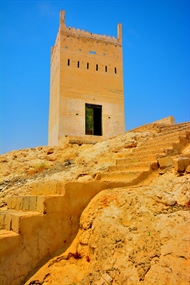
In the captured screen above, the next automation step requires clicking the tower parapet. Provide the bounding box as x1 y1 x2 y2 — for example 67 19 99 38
59 10 122 45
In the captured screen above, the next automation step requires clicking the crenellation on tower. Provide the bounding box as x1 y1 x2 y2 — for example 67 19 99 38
59 11 121 45
60 10 66 27
60 27 120 44
117 23 122 43
48 10 125 146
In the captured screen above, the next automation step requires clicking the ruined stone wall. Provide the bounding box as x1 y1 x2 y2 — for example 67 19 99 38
152 116 175 125
48 10 125 145
0 181 109 285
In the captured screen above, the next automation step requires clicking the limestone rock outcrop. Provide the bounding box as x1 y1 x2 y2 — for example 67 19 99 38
25 173 190 285
0 122 189 285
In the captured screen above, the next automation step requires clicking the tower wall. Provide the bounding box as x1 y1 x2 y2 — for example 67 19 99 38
49 32 61 145
48 11 125 145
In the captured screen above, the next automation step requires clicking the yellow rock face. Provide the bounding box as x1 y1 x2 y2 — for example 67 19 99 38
0 122 190 285
25 177 190 285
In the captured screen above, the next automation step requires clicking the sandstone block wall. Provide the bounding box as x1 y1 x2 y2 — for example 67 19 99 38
48 10 125 145
0 183 107 285
152 116 175 125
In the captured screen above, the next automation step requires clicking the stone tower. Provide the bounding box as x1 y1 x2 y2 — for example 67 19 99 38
48 10 125 145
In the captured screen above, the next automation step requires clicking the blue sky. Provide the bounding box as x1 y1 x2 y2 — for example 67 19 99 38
0 0 189 154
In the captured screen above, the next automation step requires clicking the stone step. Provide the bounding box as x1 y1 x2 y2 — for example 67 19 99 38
133 143 183 157
0 229 21 256
132 142 177 154
6 196 42 212
116 153 166 165
61 135 103 145
151 125 190 138
6 195 65 214
145 129 189 146
129 142 183 157
156 122 190 132
98 170 150 184
0 209 43 234
30 180 66 195
141 135 181 145
130 122 190 134
108 161 157 172
121 148 170 159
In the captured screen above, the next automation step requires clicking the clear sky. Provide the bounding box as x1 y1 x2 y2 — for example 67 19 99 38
0 0 189 154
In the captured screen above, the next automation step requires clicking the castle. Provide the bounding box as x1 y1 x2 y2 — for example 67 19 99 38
48 10 125 145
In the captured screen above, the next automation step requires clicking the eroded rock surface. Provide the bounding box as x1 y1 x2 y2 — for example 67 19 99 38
26 174 190 285
0 131 140 204
0 122 190 285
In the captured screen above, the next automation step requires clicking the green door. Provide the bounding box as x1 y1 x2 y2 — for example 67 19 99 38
85 106 94 135
85 103 102 136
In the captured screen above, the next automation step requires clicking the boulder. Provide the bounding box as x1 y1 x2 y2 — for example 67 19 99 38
173 157 190 172
158 156 173 169
186 165 190 173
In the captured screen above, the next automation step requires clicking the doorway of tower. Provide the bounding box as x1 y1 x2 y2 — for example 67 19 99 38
85 104 102 136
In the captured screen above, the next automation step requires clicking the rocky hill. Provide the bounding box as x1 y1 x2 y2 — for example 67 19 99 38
0 122 190 285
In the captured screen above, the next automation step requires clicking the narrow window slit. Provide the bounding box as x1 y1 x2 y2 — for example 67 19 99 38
68 59 70 66
96 64 98 71
87 63 89 69
77 61 80 68
105 66 107 72
114 67 117 74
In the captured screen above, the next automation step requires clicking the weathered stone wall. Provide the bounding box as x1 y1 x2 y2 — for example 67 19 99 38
48 10 125 145
152 116 175 125
0 182 107 285
48 33 60 146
